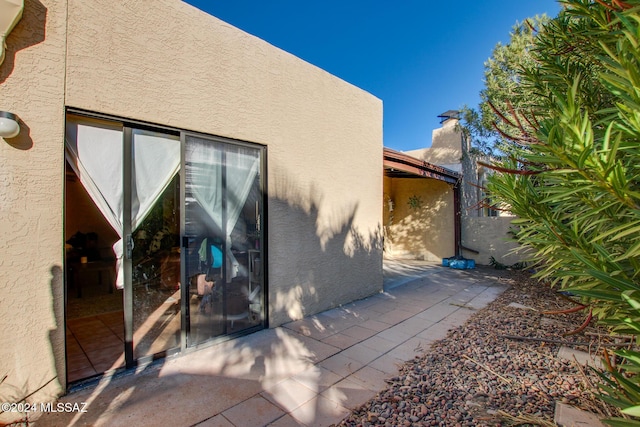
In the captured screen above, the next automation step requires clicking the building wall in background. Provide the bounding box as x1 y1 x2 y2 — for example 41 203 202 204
397 115 525 265
462 217 530 266
383 178 454 261
405 119 462 172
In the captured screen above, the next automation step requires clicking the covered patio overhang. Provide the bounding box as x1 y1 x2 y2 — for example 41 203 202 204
383 147 463 258
383 147 460 184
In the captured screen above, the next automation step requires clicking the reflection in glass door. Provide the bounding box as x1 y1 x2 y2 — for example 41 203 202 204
64 116 125 382
184 135 264 346
65 113 265 382
65 115 182 380
130 129 181 359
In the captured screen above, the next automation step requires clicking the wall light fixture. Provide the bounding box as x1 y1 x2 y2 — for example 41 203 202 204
0 111 20 138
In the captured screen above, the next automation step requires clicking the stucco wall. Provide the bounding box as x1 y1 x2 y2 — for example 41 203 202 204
382 175 393 254
64 1 383 325
462 217 530 266
383 178 454 261
0 0 68 421
0 0 382 410
67 0 382 326
405 119 462 170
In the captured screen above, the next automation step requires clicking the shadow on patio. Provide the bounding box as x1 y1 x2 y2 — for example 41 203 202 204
35 262 509 427
35 171 388 426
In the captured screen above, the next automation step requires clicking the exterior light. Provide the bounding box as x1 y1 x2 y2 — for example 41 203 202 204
0 111 20 138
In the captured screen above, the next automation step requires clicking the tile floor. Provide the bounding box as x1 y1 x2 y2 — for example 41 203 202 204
66 287 258 383
66 311 125 382
39 263 509 427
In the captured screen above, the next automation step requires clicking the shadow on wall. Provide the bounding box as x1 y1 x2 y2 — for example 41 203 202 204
33 172 384 426
0 0 47 85
462 217 531 266
268 173 383 326
385 179 454 262
0 266 63 426
0 0 47 151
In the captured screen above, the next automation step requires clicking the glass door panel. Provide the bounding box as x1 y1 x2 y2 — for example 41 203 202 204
130 128 181 358
225 143 264 332
65 113 265 378
184 135 264 346
64 115 125 381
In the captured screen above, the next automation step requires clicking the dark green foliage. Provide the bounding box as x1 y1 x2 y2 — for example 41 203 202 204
461 14 552 157
478 0 640 423
488 256 527 270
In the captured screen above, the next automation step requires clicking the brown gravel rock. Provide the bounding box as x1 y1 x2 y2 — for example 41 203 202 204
336 269 619 427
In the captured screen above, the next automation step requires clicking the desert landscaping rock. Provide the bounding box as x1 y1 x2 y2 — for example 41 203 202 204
336 270 617 426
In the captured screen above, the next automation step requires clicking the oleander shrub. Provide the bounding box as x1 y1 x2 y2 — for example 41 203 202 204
482 0 640 423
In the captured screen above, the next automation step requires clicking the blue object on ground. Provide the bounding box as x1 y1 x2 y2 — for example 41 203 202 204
442 256 475 269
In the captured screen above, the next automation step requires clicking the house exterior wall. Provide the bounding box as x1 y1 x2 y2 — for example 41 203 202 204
0 0 382 414
383 178 454 261
405 119 462 171
0 0 68 420
462 217 530 266
64 0 383 327
405 118 478 216
402 115 528 265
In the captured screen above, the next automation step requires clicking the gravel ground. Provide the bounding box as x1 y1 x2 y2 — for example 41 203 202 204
337 269 622 427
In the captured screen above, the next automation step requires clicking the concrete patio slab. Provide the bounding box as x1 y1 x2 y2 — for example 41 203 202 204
221 395 284 427
320 377 377 411
554 402 606 427
340 343 386 366
262 377 319 413
557 346 604 370
195 414 235 427
318 353 365 378
319 332 362 350
34 261 508 427
287 394 350 427
289 366 342 394
350 366 389 392
360 335 406 354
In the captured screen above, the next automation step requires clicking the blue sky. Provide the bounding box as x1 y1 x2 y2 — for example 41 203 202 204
185 1 561 152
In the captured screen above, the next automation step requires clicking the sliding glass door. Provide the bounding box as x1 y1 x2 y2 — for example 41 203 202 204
64 113 265 381
184 135 264 346
129 129 181 360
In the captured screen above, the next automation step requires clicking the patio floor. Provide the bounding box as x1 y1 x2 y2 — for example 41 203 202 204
34 261 508 427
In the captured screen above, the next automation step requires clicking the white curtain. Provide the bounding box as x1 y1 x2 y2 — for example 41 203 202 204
225 146 260 242
65 119 180 289
186 137 260 282
132 129 181 230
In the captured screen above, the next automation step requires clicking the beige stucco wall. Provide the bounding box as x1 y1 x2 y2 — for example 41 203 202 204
406 118 482 217
0 0 382 410
383 178 454 261
405 119 462 170
0 0 68 422
462 217 530 266
64 0 383 327
383 175 393 254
